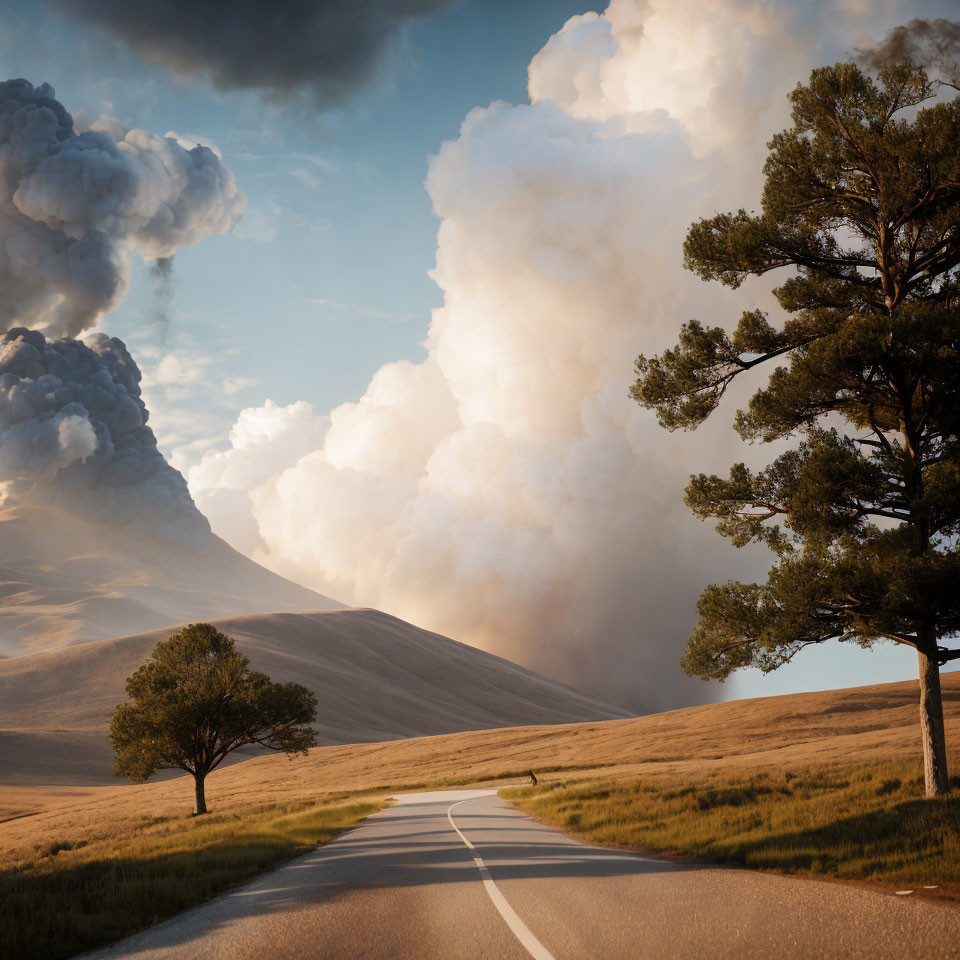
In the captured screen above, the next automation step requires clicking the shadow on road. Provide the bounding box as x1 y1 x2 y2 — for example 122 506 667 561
77 794 696 955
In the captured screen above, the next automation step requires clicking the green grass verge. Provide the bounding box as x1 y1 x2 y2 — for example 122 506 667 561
504 758 960 885
2 798 383 960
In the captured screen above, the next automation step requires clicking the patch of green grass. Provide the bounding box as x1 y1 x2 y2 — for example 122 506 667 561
504 757 960 885
2 798 383 960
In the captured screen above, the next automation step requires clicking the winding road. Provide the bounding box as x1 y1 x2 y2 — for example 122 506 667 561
82 789 960 960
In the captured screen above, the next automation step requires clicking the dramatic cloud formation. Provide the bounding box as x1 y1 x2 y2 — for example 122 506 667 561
47 0 450 104
0 327 208 545
187 0 957 711
0 79 244 545
0 78 244 339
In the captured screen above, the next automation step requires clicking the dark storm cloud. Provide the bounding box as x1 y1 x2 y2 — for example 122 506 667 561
47 0 451 104
857 18 960 88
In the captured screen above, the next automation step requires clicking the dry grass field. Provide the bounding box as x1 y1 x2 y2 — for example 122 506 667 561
506 756 960 891
3 671 960 958
3 798 383 960
4 670 959 866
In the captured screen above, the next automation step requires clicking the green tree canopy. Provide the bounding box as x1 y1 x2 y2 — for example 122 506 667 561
632 60 960 797
110 623 317 814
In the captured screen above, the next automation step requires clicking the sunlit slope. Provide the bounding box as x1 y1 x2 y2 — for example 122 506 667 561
0 608 631 783
0 504 340 656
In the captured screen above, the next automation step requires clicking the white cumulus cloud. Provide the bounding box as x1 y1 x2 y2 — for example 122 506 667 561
186 0 956 709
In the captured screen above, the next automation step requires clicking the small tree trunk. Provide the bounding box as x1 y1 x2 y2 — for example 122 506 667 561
917 646 950 798
194 772 208 815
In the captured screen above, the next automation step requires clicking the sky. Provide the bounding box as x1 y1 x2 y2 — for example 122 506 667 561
1 0 958 711
0 0 590 439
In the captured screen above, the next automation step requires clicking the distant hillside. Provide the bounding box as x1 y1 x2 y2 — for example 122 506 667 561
0 608 631 783
0 504 340 656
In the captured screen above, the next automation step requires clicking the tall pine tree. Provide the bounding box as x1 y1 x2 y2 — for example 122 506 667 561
632 61 960 797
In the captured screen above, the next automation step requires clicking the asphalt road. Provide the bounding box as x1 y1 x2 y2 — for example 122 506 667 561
82 788 960 960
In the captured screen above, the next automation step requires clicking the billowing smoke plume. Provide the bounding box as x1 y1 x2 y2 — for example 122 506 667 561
857 18 960 88
187 0 958 711
0 327 208 545
0 79 244 338
47 0 450 105
149 256 175 341
0 79 244 546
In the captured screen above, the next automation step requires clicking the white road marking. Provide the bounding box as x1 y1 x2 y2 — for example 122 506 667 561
447 797 558 960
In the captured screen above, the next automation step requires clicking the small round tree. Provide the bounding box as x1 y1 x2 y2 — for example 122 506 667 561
110 623 318 814
632 60 960 797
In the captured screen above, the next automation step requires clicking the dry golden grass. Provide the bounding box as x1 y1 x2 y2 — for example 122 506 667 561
3 798 383 960
2 671 959 959
3 671 958 866
506 755 960 892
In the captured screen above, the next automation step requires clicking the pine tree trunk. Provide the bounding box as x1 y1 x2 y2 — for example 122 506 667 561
194 773 208 815
917 646 950 797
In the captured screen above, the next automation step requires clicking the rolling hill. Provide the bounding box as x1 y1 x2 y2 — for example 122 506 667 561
0 504 340 656
0 608 631 784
